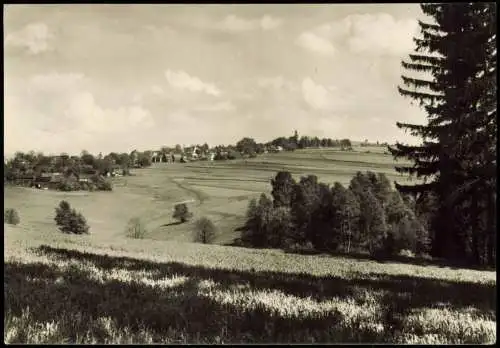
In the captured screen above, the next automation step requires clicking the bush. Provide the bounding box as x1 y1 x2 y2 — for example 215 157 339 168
57 179 80 191
284 241 316 255
54 200 90 235
193 217 217 244
173 203 193 223
91 175 113 191
4 208 20 226
126 217 147 239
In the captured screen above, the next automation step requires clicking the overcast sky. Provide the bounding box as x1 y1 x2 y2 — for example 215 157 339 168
4 4 428 156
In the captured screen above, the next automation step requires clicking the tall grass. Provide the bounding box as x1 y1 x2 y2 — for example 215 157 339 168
4 242 496 344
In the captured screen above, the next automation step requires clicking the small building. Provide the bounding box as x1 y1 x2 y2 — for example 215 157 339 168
33 173 52 189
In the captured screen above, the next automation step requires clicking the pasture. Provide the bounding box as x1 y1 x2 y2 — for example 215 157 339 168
4 147 495 344
4 147 415 245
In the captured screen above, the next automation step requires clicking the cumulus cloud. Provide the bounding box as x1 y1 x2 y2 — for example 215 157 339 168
65 92 154 133
5 22 53 54
165 70 221 96
296 32 336 57
344 13 419 55
297 12 418 57
216 14 282 32
301 77 334 110
4 72 155 154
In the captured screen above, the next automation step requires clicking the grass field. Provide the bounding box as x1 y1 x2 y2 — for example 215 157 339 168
4 147 415 245
4 147 496 343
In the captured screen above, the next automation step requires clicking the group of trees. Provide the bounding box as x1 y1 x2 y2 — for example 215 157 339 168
238 1 498 272
296 136 352 151
229 133 354 159
3 149 155 192
389 3 496 267
241 170 431 258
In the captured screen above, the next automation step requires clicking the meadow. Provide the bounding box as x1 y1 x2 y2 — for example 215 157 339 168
4 147 496 343
4 147 415 245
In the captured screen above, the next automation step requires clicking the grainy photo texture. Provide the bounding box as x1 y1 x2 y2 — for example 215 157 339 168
4 3 497 344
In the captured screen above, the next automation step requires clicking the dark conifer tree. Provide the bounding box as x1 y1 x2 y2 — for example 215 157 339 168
389 3 496 265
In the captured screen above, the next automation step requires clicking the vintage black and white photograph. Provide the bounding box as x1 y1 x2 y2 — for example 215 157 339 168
4 3 496 344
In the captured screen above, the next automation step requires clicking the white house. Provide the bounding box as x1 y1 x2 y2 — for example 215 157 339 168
191 146 199 159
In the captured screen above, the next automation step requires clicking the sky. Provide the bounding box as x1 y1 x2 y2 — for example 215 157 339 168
4 4 429 156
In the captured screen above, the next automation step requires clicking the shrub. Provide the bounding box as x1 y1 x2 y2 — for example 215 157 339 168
126 217 147 239
284 241 316 255
227 150 242 160
57 179 80 191
54 200 90 235
193 217 217 244
91 175 113 191
97 180 113 191
54 200 71 226
173 203 193 223
4 208 20 226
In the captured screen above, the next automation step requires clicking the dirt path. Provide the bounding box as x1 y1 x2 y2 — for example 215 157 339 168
167 177 209 207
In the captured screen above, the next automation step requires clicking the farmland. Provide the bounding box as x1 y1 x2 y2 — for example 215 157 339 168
4 147 414 245
4 147 496 344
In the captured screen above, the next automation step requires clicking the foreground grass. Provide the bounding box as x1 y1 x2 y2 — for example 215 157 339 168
4 225 496 344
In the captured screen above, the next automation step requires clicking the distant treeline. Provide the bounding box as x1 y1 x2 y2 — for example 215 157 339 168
4 132 355 191
2 150 148 192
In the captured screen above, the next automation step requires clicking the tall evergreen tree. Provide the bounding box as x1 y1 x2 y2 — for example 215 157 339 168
388 3 496 265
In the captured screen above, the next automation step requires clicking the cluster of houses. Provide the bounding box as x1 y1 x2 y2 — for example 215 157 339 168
149 145 216 164
148 144 284 164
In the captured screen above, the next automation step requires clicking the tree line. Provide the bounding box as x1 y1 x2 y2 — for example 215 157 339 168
240 170 432 258
239 3 497 269
5 132 353 191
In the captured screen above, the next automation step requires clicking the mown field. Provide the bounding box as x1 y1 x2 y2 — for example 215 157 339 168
4 147 496 343
4 147 415 245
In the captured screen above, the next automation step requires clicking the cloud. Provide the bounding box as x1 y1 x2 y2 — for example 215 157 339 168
344 13 419 55
151 85 165 96
215 14 282 32
5 22 53 54
301 77 334 110
296 32 336 57
4 72 155 154
192 101 236 112
29 72 86 91
297 13 418 57
257 76 296 91
165 70 221 96
65 92 154 133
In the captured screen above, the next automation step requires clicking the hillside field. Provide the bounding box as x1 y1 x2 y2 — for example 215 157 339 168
4 147 496 343
4 147 416 245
